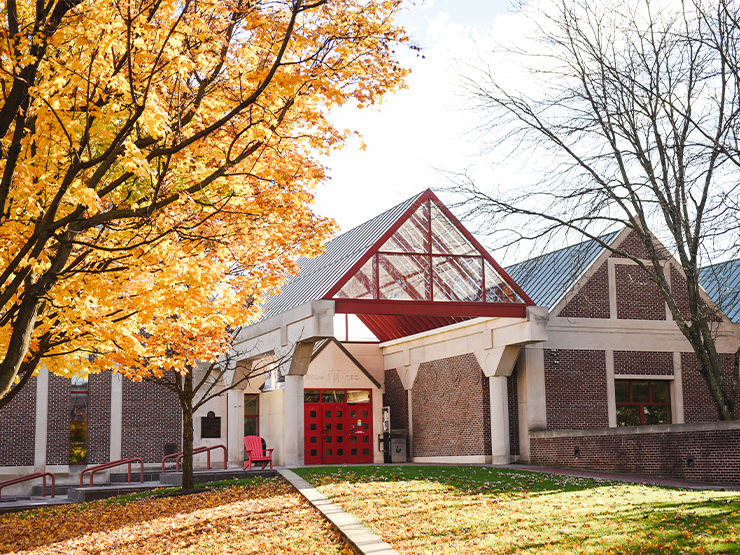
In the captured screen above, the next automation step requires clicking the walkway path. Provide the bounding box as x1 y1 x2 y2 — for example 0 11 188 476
278 468 399 555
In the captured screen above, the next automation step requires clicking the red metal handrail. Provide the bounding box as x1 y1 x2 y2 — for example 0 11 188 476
0 472 55 502
161 444 227 472
80 458 144 487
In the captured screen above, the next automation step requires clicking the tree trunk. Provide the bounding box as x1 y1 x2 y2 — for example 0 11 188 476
181 371 195 492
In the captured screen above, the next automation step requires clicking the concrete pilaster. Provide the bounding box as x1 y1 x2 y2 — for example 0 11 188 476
109 374 123 462
606 350 616 427
33 367 49 472
407 388 413 459
284 375 305 467
672 351 685 424
516 345 547 463
228 389 245 467
489 375 510 465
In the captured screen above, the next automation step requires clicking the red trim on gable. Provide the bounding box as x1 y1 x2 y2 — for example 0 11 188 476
323 192 429 299
334 299 528 318
322 189 534 306
424 190 535 305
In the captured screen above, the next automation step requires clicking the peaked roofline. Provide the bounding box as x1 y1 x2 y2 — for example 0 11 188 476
323 188 534 305
311 337 381 388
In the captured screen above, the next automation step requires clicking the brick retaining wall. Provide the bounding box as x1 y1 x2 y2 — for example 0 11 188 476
530 422 740 484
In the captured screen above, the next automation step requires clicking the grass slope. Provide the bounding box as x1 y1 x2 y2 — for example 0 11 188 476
294 465 740 554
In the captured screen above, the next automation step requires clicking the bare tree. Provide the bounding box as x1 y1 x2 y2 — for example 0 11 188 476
449 0 740 419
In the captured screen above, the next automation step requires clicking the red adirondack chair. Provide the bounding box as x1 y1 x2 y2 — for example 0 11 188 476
243 435 274 470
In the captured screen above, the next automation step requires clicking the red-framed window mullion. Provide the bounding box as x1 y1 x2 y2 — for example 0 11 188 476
374 254 379 300
427 199 433 301
616 381 671 425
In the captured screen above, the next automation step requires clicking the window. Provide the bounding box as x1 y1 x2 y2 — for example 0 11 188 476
304 390 321 403
334 199 524 304
616 380 671 426
244 394 259 437
70 375 88 464
347 390 371 404
321 390 346 403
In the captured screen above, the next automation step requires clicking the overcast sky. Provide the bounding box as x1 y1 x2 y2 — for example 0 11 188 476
313 0 517 238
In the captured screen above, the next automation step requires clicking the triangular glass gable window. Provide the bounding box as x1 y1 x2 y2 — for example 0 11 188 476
335 199 524 303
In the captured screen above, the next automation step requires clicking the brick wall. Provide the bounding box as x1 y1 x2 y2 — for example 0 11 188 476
558 262 610 319
612 231 669 260
411 354 491 458
615 264 666 320
545 349 608 430
530 423 740 484
87 373 111 464
47 374 71 465
682 352 737 422
670 267 723 323
507 375 519 456
0 377 36 466
121 377 181 463
383 369 408 431
614 351 673 376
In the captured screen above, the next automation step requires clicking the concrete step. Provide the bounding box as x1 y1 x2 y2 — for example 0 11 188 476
67 481 166 503
159 468 276 486
31 483 78 497
0 495 73 515
109 470 162 483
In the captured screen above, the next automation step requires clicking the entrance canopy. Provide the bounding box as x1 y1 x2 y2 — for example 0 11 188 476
261 190 533 342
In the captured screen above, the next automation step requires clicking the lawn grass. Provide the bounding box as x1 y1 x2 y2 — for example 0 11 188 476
294 465 740 554
0 477 353 554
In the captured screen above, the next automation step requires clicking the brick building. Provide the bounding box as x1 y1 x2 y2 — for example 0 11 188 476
2 189 739 491
0 372 182 489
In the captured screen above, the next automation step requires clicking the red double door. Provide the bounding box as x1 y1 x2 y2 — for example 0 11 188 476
304 389 373 465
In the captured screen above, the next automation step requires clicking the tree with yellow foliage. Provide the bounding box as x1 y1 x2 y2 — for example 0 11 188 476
0 0 409 409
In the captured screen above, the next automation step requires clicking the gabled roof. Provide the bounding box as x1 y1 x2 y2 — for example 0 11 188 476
311 338 381 388
261 192 424 319
506 232 740 323
505 232 619 310
262 189 533 342
699 259 740 323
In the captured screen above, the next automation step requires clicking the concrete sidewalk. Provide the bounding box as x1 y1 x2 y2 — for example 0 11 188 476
278 468 399 555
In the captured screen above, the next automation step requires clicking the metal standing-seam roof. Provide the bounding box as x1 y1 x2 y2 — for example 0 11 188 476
259 189 534 342
505 232 619 311
261 192 425 319
506 232 740 323
699 259 740 323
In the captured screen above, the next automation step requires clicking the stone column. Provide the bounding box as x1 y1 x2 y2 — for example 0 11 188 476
227 389 245 467
283 375 305 467
516 345 547 462
489 376 510 465
34 367 49 472
407 388 413 460
109 374 123 462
